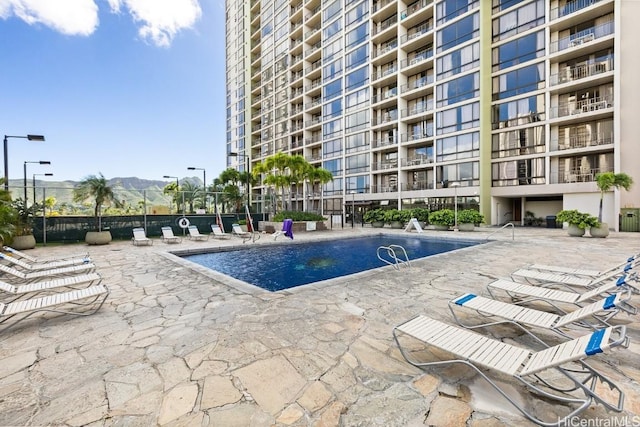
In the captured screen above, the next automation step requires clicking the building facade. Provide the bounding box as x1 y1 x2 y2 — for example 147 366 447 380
225 0 639 230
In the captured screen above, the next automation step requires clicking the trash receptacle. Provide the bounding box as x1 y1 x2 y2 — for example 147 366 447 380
546 215 557 228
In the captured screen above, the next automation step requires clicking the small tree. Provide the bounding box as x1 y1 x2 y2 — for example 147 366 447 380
72 173 121 231
595 172 633 223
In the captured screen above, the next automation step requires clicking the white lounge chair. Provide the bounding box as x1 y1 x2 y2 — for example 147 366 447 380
3 246 90 263
0 262 96 284
161 226 181 244
187 225 209 241
0 252 91 271
232 223 259 243
393 315 628 426
0 273 102 302
524 254 639 278
0 284 109 333
210 224 231 239
486 275 637 314
512 264 634 288
449 291 630 339
131 228 153 246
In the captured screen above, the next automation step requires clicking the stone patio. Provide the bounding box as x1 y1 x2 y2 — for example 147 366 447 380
0 226 638 426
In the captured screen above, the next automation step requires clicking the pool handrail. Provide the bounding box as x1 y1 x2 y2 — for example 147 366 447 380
486 223 515 241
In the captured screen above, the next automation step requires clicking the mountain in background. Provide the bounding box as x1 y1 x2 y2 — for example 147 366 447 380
8 176 203 207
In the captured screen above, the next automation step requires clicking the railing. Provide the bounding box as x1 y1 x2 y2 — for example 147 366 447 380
400 0 434 21
486 223 514 241
549 56 613 86
550 0 604 20
400 75 434 93
377 245 411 270
373 16 397 36
402 49 434 68
550 21 614 53
401 101 434 118
554 132 613 150
372 136 397 148
550 97 613 118
400 20 433 44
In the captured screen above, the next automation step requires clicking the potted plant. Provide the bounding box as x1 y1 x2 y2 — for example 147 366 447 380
428 209 454 230
383 209 406 229
592 172 633 238
411 207 430 227
9 199 41 249
73 173 120 245
457 209 484 232
0 181 17 245
363 208 386 228
556 209 599 237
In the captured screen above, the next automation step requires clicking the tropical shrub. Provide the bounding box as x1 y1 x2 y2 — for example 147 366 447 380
383 209 412 224
363 208 385 223
428 209 455 226
410 207 430 223
457 209 484 225
556 209 599 229
272 211 325 222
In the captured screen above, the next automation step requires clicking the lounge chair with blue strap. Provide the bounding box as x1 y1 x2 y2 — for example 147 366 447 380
512 263 635 289
522 254 639 278
393 315 628 426
449 291 632 340
487 274 638 315
0 252 92 271
0 273 102 303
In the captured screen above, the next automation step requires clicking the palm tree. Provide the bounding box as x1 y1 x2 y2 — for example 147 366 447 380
180 181 200 214
72 173 120 231
595 172 633 222
162 181 181 214
217 168 244 213
303 165 333 212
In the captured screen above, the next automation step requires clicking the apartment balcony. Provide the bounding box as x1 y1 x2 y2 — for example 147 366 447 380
373 41 398 59
304 116 322 128
550 21 614 54
552 132 613 151
305 25 321 41
304 79 322 92
401 48 433 70
549 97 613 119
372 0 396 15
305 154 322 162
372 15 397 37
555 167 611 184
304 98 322 111
372 110 398 126
401 129 434 143
372 135 398 149
372 65 397 82
550 0 606 21
372 87 398 104
304 135 322 146
371 184 398 193
291 139 305 149
401 21 433 46
402 181 434 191
401 101 434 118
305 41 322 60
400 0 434 23
549 55 613 86
400 75 434 95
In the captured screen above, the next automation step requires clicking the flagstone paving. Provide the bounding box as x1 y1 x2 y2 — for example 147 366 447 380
0 226 638 426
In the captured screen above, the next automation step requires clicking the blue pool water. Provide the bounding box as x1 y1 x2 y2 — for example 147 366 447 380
183 235 481 292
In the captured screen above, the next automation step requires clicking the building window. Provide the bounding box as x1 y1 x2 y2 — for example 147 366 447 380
492 158 545 186
492 0 544 42
323 138 343 157
346 153 370 174
436 12 479 54
346 22 368 49
324 0 341 21
436 0 479 25
436 102 480 135
493 31 544 71
437 161 479 186
324 78 342 101
345 110 369 133
491 0 525 12
436 132 479 162
323 58 343 81
346 66 368 92
346 132 369 153
324 18 342 41
323 118 342 138
491 126 545 158
437 42 479 79
493 94 544 129
346 175 369 192
436 72 479 107
346 87 369 111
323 99 343 119
493 62 544 100
345 44 369 70
346 1 369 27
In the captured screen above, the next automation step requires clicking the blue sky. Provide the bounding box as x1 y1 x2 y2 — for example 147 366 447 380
0 0 227 185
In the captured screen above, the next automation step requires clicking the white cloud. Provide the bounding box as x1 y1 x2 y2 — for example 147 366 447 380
108 0 202 47
0 0 99 35
0 0 201 47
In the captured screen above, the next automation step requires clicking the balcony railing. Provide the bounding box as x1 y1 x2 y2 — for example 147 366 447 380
550 21 614 53
373 110 398 125
400 20 434 44
554 132 613 150
401 101 434 118
401 157 433 167
549 56 613 86
401 48 433 68
556 168 611 184
373 41 398 58
372 65 397 81
372 135 397 148
401 129 434 142
400 75 434 93
372 88 398 104
402 181 434 191
400 0 434 21
373 16 397 36
550 0 604 20
550 97 613 118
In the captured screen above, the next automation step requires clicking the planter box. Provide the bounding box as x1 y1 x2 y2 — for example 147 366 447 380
85 231 112 245
458 223 475 232
11 235 36 250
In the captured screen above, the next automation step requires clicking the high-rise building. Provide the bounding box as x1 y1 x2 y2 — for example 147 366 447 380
226 0 639 231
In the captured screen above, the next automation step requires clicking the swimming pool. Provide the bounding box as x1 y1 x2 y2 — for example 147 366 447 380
182 235 482 292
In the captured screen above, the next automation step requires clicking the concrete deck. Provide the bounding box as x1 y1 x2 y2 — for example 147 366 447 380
0 226 638 426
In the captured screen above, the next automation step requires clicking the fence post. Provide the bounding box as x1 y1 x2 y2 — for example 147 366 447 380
42 187 47 246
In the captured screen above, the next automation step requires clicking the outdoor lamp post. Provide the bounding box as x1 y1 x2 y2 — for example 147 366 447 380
163 175 180 214
451 182 461 230
350 191 356 228
24 160 51 205
33 173 53 207
3 134 46 191
229 152 250 208
187 167 206 211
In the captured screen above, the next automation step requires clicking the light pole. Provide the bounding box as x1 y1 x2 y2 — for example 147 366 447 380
187 167 206 211
33 173 53 209
24 160 51 205
350 191 356 228
229 152 250 208
451 182 461 230
3 134 46 191
163 175 180 214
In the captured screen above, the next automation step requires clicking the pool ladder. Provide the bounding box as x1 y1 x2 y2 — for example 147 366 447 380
377 245 411 270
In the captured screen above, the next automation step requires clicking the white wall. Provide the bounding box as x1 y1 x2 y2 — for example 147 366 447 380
563 192 615 227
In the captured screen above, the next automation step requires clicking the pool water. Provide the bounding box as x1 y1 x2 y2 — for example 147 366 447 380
183 235 481 292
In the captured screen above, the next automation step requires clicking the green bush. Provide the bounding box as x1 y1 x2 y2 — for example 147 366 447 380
428 209 455 226
383 209 412 223
556 209 599 229
363 208 385 223
272 211 326 222
411 207 430 223
457 209 484 225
